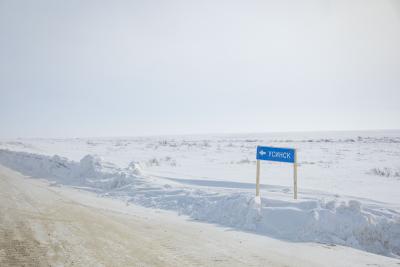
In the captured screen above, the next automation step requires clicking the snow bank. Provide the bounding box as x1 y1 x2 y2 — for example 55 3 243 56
0 149 142 190
0 149 399 258
128 189 400 258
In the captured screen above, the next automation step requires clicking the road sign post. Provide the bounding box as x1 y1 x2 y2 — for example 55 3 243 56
256 159 260 198
255 146 298 200
294 149 297 199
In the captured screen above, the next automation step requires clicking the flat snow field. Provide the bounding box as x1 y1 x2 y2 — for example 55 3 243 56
0 130 399 264
0 165 399 267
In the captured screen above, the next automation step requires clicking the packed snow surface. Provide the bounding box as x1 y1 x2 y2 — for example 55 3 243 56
0 130 399 258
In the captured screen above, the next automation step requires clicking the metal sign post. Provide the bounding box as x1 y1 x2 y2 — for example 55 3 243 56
256 146 298 200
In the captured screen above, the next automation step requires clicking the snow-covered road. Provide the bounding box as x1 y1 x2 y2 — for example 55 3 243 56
1 165 399 267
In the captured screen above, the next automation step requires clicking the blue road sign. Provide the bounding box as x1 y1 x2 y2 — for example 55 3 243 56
256 146 295 163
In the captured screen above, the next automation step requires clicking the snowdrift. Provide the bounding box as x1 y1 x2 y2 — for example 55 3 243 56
0 149 399 258
0 149 142 190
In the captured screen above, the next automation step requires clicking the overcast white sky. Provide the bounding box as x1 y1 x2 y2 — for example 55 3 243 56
1 0 399 138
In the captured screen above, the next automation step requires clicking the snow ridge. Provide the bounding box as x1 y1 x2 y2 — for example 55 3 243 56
0 149 399 258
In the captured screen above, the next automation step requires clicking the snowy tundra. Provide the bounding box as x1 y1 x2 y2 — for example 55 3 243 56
0 130 399 260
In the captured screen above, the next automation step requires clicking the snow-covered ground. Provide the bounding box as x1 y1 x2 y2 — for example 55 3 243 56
2 165 398 267
0 130 399 258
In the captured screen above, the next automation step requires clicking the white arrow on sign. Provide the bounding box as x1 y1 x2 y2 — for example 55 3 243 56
259 150 266 156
